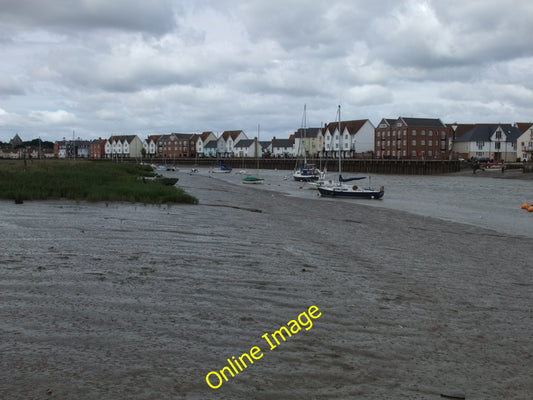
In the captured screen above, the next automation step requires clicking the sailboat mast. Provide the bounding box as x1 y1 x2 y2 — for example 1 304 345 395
337 105 342 177
303 104 307 164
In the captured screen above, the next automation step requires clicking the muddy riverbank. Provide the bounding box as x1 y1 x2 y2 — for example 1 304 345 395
1 170 532 399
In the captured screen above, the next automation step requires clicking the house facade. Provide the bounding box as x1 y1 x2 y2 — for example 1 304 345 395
294 127 324 159
375 117 451 159
143 135 161 158
515 123 533 162
90 138 107 159
157 133 195 158
453 124 521 162
195 131 217 156
203 141 218 157
217 130 248 157
271 137 295 157
324 119 375 158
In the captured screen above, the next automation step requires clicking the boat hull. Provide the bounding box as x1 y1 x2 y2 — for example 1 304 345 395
242 177 264 184
318 186 384 199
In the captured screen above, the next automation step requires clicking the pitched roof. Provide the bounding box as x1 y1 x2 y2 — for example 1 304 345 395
204 141 218 149
449 123 476 139
454 124 522 142
171 133 195 140
221 130 244 141
272 138 294 148
399 117 445 127
235 139 255 148
515 122 533 133
294 127 322 138
200 131 215 140
324 119 368 135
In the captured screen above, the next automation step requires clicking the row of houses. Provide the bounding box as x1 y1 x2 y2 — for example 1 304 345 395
4 117 533 162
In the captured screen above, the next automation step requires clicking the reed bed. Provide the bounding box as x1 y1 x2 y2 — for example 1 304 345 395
0 160 198 204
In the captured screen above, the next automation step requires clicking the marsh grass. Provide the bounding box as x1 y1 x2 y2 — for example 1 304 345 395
0 160 198 204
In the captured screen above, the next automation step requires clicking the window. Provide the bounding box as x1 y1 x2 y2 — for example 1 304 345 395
412 140 416 146
412 130 416 136
421 140 425 145
429 140 433 146
428 130 432 136
421 130 425 136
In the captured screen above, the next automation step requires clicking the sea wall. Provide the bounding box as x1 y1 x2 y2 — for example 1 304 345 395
158 158 461 175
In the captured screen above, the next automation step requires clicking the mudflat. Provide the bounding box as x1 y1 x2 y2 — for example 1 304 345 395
1 171 532 399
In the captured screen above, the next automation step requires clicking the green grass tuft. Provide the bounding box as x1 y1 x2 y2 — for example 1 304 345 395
0 160 198 205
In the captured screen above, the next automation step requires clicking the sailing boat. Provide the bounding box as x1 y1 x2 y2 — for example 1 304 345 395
317 105 384 199
242 124 264 184
293 104 322 182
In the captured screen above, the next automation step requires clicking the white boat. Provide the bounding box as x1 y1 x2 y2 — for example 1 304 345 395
318 106 384 199
293 105 324 182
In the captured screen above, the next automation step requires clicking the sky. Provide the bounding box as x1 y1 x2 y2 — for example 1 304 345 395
1 0 532 143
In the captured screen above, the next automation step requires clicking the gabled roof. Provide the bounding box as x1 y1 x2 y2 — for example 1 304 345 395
272 138 294 148
146 134 162 143
200 131 215 140
171 133 195 140
221 130 244 141
399 117 445 127
515 123 533 133
449 123 476 139
376 118 397 128
235 139 255 148
324 119 369 135
454 124 522 142
294 127 322 138
259 141 270 149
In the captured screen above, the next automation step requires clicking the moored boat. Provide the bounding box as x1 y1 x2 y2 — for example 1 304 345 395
318 106 384 200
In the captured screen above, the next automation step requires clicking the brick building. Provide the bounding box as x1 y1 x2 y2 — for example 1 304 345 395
375 117 452 159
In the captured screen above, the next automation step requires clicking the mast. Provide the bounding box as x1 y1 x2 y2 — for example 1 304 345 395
303 104 307 164
337 105 342 177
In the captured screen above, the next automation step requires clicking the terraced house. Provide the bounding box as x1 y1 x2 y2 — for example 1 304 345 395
157 133 195 158
375 117 452 159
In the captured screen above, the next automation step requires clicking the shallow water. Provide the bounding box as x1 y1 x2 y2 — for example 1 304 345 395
203 167 533 239
1 168 532 399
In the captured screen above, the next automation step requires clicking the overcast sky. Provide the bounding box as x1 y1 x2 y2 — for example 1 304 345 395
1 0 532 143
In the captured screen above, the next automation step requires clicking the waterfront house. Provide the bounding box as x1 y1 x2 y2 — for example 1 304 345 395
294 127 324 159
194 131 217 157
217 130 248 157
375 117 451 159
234 138 264 158
203 141 218 157
106 135 142 159
158 133 195 159
515 123 533 162
453 124 521 162
271 137 295 157
143 135 161 158
325 119 375 158
90 138 107 159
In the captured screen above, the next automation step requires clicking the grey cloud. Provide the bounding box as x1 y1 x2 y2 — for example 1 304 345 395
0 0 177 36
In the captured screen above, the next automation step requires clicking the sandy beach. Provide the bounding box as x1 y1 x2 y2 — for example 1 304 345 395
1 170 532 399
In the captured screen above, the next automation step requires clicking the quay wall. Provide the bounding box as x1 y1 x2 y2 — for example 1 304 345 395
154 158 462 175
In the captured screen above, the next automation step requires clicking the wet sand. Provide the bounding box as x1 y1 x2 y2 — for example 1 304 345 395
1 171 532 399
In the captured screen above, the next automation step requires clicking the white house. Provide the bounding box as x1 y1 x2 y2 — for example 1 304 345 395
515 123 533 162
196 131 217 156
143 135 161 157
217 130 248 157
453 124 522 162
271 137 295 157
324 119 375 158
106 135 143 158
234 138 264 158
